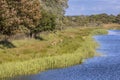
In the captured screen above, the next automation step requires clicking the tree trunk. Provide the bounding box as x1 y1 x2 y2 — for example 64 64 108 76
29 32 38 39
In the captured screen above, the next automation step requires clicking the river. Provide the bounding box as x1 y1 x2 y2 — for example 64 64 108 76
9 30 120 80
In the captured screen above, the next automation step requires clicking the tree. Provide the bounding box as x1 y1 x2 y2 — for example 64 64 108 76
39 0 68 29
108 14 116 23
31 11 56 38
16 0 41 38
0 0 41 39
116 14 120 24
0 0 21 38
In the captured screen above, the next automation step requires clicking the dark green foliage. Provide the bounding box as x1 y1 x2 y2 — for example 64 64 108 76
64 13 118 27
108 14 116 23
31 11 57 38
39 11 56 31
0 40 15 48
40 0 68 27
89 13 116 24
116 14 120 24
64 16 89 26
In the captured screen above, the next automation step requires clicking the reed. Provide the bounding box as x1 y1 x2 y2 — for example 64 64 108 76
0 27 107 79
91 28 108 35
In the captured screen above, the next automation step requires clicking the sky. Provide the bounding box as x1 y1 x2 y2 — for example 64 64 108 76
65 0 120 16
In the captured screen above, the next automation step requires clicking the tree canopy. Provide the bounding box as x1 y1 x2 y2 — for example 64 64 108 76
0 0 41 38
116 14 120 24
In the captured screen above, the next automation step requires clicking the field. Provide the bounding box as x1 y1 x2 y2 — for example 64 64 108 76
0 27 108 79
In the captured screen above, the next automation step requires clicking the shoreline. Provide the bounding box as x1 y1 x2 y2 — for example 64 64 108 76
0 27 108 79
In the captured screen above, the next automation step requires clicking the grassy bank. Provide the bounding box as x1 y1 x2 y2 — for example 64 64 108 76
103 23 120 29
0 27 107 79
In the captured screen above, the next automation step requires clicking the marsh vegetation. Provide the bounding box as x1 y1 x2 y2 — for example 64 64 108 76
0 27 107 79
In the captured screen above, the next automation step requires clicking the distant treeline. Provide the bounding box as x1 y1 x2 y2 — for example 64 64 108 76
63 13 120 27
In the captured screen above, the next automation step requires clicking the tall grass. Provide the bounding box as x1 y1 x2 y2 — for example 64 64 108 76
91 29 108 35
0 36 96 79
0 27 108 79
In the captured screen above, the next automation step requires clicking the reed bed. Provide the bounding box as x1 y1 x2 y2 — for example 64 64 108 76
0 27 107 79
91 28 108 35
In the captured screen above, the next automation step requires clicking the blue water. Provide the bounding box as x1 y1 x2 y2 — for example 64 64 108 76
10 30 120 80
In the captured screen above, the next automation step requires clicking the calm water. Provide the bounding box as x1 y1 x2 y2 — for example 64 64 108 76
9 30 120 80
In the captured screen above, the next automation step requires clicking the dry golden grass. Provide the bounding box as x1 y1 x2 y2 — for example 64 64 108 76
103 23 120 29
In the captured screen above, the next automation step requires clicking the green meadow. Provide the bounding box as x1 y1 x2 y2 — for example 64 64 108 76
0 27 108 79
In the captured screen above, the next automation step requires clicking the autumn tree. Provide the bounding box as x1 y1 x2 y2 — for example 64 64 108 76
16 0 41 38
0 0 21 38
0 0 41 39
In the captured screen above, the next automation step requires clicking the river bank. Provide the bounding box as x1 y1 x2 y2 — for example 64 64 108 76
24 30 120 80
0 27 107 79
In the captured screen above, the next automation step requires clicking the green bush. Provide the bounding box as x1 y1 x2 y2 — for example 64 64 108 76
91 29 108 35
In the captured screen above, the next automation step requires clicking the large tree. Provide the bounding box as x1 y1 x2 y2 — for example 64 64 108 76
16 0 41 38
0 0 21 37
0 0 41 38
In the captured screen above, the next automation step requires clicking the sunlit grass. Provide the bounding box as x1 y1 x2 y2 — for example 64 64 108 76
103 23 120 29
91 28 108 35
0 27 108 78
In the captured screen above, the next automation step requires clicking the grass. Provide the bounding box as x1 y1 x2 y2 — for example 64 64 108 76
91 28 108 35
103 23 120 29
0 27 108 79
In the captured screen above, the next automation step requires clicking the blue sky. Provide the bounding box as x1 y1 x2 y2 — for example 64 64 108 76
65 0 120 16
